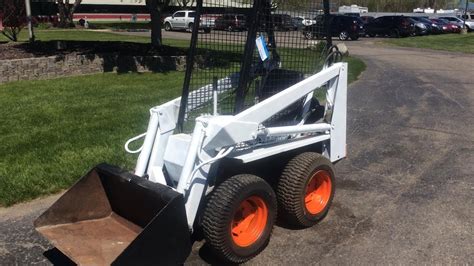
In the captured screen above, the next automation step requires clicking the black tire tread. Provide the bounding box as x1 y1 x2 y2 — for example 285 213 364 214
277 152 334 227
202 174 276 264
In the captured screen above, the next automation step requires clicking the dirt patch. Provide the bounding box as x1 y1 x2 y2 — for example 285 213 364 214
0 41 188 61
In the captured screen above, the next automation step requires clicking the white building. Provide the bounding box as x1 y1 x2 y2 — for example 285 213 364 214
424 7 435 13
338 5 369 14
413 7 435 13
80 0 145 5
436 9 458 14
78 0 251 8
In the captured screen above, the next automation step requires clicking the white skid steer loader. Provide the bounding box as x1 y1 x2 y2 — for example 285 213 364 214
34 0 348 264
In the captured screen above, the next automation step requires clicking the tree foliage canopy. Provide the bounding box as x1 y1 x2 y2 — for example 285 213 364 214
1 0 26 41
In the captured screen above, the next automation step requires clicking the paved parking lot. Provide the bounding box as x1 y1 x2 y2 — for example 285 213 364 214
0 38 473 264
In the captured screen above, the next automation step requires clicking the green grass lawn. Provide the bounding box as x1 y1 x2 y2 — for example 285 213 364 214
0 29 189 48
92 21 152 30
345 56 366 84
0 73 184 206
384 33 474 54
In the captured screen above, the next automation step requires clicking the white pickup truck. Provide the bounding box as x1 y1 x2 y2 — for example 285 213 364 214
164 10 212 33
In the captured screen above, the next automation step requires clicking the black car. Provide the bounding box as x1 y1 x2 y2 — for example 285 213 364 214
410 17 430 35
365 16 416 37
214 14 247 31
303 15 365 41
272 14 293 31
412 17 443 34
360 15 375 24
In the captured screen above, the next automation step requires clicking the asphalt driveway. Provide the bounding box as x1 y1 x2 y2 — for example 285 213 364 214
1 40 473 265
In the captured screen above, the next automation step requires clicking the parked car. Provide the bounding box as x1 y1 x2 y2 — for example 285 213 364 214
429 19 449 33
461 14 474 20
360 15 375 25
365 16 415 38
411 17 432 35
303 15 364 41
439 16 474 31
410 17 429 35
412 17 443 34
430 18 461 33
201 14 220 29
214 13 247 31
164 10 212 33
438 16 464 28
302 17 317 26
272 14 293 31
291 17 305 31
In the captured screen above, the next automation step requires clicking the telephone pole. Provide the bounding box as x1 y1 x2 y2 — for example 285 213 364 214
25 0 35 42
463 0 469 28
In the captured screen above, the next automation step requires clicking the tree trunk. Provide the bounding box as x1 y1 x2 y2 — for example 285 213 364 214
57 0 82 28
146 0 164 48
57 1 67 28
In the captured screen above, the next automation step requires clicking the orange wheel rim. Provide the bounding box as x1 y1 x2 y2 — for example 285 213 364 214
231 196 268 247
305 170 332 215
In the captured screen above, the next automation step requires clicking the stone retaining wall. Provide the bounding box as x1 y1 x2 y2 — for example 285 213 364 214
0 54 188 84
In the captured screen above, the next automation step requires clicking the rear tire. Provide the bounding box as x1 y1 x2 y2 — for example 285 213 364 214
202 175 277 264
188 22 194 33
277 152 335 228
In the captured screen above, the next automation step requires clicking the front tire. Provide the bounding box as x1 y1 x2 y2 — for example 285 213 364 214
339 31 349 41
390 29 400 38
277 152 335 228
303 31 314 40
164 22 172 31
202 175 277 264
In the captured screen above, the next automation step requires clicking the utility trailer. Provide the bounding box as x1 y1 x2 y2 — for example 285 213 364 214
35 0 348 264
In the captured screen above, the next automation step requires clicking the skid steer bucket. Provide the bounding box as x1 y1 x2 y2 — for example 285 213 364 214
34 164 192 265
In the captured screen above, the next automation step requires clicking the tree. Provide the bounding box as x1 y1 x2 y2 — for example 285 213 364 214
1 0 26 42
146 0 170 48
176 0 195 7
57 0 82 28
